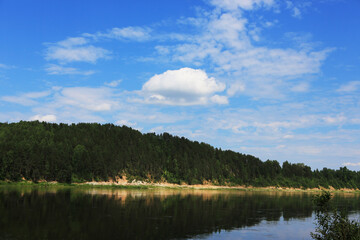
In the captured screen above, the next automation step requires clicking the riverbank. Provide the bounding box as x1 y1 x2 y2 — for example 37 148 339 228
1 180 359 193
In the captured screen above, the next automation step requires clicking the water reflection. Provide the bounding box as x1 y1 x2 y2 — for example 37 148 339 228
0 186 359 240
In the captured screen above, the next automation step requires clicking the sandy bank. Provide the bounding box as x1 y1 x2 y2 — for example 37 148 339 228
78 180 359 193
1 180 359 193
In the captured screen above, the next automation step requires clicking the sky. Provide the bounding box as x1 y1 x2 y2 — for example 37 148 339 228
1 0 360 170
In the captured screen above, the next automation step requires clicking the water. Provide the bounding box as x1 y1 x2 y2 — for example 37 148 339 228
0 186 359 240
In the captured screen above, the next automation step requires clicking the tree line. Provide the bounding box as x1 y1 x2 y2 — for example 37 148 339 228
0 121 359 188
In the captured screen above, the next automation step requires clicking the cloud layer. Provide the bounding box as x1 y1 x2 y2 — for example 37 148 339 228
153 1 331 99
2 0 360 169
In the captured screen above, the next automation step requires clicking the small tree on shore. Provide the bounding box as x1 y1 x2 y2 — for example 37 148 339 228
311 191 360 240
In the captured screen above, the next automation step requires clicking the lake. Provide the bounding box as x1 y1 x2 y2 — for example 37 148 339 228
0 186 359 240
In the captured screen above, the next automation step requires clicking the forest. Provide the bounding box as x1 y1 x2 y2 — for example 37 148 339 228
0 121 359 189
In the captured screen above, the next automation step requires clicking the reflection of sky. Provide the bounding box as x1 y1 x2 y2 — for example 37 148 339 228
191 215 314 240
194 212 360 240
349 213 360 222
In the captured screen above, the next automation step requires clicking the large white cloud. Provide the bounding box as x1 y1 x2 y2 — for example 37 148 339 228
141 68 227 105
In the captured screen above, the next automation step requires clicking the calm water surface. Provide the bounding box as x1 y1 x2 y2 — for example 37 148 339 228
0 186 359 240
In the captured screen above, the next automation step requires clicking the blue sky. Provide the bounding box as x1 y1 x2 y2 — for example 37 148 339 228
1 0 360 170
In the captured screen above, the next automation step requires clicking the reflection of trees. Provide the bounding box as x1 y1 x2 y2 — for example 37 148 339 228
0 188 359 240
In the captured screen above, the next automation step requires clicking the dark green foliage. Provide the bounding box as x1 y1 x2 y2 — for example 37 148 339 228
312 191 331 211
311 191 360 240
0 121 360 188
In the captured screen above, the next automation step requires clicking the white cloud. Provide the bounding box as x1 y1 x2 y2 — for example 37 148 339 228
0 63 14 69
286 1 313 19
160 5 331 99
155 46 170 55
1 87 123 124
227 82 246 96
45 64 95 75
2 96 37 106
337 81 360 92
105 80 122 87
204 102 353 138
29 114 57 122
286 1 301 18
45 36 110 64
343 162 360 167
208 13 249 50
84 26 151 41
290 82 309 92
46 44 110 63
210 0 275 11
58 37 88 47
44 27 150 65
322 115 346 124
1 90 51 106
210 95 229 104
55 87 117 111
283 134 294 139
141 68 226 105
116 119 137 127
115 111 189 125
104 27 151 41
292 7 301 18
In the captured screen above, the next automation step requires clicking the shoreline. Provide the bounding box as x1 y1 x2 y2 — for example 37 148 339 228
1 180 359 193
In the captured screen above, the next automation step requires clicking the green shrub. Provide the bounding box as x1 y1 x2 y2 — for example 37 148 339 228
311 191 360 240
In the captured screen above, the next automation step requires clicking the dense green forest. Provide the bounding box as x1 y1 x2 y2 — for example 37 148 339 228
0 121 359 189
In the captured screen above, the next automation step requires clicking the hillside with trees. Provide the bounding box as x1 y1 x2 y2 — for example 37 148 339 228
0 121 359 188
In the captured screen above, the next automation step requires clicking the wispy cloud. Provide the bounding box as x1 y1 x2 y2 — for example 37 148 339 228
54 87 119 111
42 2 330 100
1 90 51 106
286 1 312 19
87 26 151 41
105 80 122 87
45 39 110 64
154 2 331 99
2 87 120 116
290 82 310 92
0 63 14 69
337 81 360 92
210 0 276 11
45 64 95 75
286 1 301 18
43 27 150 74
343 162 360 167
